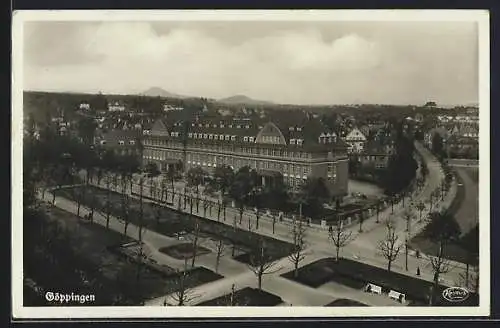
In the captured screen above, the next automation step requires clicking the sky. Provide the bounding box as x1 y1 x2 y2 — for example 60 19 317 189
23 20 479 106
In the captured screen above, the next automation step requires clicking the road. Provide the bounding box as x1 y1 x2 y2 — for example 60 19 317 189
452 167 479 236
58 142 468 305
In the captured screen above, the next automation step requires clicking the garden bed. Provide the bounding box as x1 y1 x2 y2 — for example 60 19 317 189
197 287 283 306
282 258 478 306
325 299 369 307
159 243 211 260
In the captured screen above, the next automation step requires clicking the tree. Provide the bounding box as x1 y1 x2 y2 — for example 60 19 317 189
415 201 426 222
104 175 112 229
329 219 355 261
377 217 402 272
423 210 461 303
213 239 226 274
187 167 205 194
121 194 131 236
169 259 199 306
190 218 201 268
288 218 308 278
432 132 445 159
403 208 416 236
247 239 280 290
213 165 234 196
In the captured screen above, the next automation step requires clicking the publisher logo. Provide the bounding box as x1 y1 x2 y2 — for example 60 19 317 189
442 287 470 302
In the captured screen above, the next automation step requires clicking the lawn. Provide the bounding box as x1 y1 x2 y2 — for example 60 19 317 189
55 185 295 263
159 243 212 260
197 287 284 306
27 205 222 305
282 258 478 306
326 299 369 307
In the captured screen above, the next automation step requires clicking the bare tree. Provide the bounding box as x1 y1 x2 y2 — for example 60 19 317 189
377 217 402 272
121 194 131 236
213 239 226 274
288 217 308 278
190 218 201 268
415 201 426 222
105 175 112 229
138 177 145 241
458 262 479 294
329 219 355 261
403 208 416 236
247 239 281 290
170 258 200 306
428 247 452 305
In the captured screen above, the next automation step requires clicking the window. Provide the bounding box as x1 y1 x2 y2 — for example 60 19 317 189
297 127 302 132
209 134 214 140
290 139 296 145
118 140 125 145
100 140 107 145
289 127 294 131
231 135 236 141
214 135 218 140
188 133 193 138
229 124 233 128
244 136 248 142
193 133 198 138
297 139 303 146
249 137 254 142
245 125 250 129
129 140 135 145
225 135 230 141
237 125 241 129
205 124 210 128
220 124 225 128
204 134 208 139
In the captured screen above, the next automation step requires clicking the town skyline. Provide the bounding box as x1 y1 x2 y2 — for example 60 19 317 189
24 20 479 107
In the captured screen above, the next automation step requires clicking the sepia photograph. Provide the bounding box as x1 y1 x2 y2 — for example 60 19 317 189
12 10 490 319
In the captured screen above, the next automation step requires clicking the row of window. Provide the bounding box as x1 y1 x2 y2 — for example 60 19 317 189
100 139 136 145
143 141 316 159
185 155 313 176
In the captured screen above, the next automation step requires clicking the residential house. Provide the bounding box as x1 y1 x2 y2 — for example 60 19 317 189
344 127 368 153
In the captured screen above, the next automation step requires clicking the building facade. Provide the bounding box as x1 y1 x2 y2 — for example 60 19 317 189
142 116 349 198
344 127 367 153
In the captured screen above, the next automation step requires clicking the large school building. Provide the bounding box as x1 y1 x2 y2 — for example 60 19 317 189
142 114 349 198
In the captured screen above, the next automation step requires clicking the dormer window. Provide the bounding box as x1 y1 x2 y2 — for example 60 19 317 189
203 134 208 139
188 133 193 138
243 136 249 142
245 125 250 129
220 134 224 140
209 134 213 140
297 139 303 146
225 135 230 141
231 135 236 141
129 140 135 145
290 139 296 145
296 127 302 132
249 137 255 142
118 140 125 145
214 135 218 140
194 133 198 138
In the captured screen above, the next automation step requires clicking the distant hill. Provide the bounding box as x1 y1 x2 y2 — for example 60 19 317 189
140 87 188 99
218 95 273 105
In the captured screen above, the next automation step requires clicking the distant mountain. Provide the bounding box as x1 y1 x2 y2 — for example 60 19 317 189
140 87 188 99
218 95 273 105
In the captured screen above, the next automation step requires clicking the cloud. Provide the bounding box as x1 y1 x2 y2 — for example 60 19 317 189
23 21 478 105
